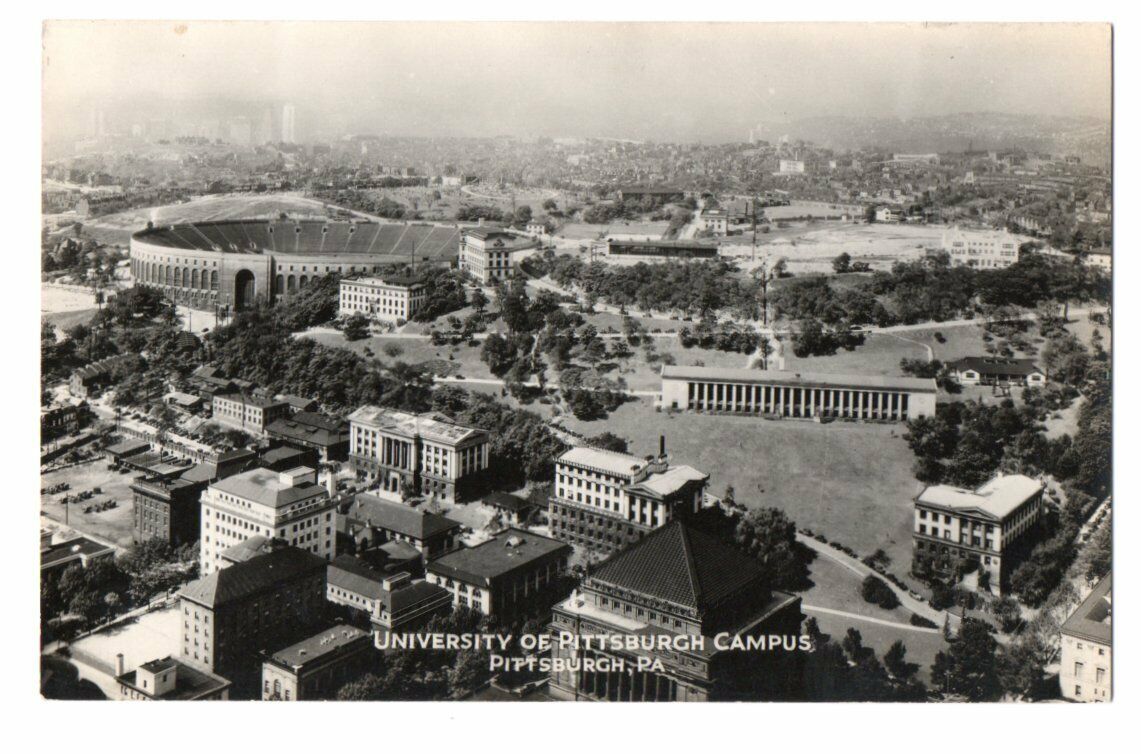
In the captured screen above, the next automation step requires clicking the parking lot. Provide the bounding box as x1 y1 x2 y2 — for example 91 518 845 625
40 460 138 549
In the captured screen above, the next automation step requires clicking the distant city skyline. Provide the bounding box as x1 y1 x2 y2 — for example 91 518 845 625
43 21 1111 144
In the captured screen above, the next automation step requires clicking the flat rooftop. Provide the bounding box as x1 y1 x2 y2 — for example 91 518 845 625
428 529 569 586
209 467 325 509
917 474 1044 520
269 625 370 669
661 365 938 393
347 406 484 446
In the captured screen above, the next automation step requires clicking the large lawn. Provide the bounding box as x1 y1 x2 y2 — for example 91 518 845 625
562 399 924 572
806 606 948 685
779 332 930 377
614 338 751 392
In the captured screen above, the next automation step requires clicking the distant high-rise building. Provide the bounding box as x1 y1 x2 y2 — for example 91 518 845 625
282 103 297 143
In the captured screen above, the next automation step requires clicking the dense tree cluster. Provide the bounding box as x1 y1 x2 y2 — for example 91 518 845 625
679 320 763 354
732 507 812 591
310 189 413 219
544 255 763 320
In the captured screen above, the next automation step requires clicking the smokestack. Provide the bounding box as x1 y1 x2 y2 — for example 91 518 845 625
659 435 666 458
115 653 125 677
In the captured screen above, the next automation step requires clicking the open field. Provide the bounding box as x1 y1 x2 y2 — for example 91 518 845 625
562 399 924 571
722 222 942 274
779 332 931 377
554 222 670 242
800 555 915 625
40 461 138 549
87 192 333 233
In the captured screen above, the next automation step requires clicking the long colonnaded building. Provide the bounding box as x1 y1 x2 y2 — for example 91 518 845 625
129 220 460 311
549 437 709 555
660 365 936 421
347 406 489 504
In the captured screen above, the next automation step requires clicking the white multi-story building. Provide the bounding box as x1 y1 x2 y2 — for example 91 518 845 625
1060 574 1112 702
338 277 427 322
458 229 527 285
548 438 709 555
912 474 1045 595
199 467 337 575
778 159 805 175
940 227 1024 269
347 406 489 504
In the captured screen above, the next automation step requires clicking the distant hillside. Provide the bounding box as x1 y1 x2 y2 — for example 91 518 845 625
766 112 1110 167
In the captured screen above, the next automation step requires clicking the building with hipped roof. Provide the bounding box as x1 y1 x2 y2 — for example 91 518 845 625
549 437 709 555
177 544 328 682
325 556 451 641
266 411 350 462
912 474 1045 594
548 520 804 701
1060 574 1112 702
343 492 461 561
348 405 489 504
457 228 530 285
948 357 1046 387
199 466 337 575
426 528 571 621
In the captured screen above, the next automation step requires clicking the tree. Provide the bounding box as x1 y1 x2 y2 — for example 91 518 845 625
930 619 1001 701
513 205 533 226
586 432 629 453
832 252 852 274
860 575 900 610
884 640 917 680
342 312 371 341
470 288 489 316
733 508 810 590
480 333 516 378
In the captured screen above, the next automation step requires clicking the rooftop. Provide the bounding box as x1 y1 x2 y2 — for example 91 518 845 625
628 465 709 497
661 365 938 393
178 546 326 608
328 555 388 601
266 412 349 446
347 406 485 446
214 392 288 409
951 357 1044 376
347 493 461 541
1060 574 1112 645
269 625 371 670
917 474 1044 520
588 521 768 614
428 528 570 587
116 658 231 700
558 446 647 478
210 467 325 510
41 536 115 570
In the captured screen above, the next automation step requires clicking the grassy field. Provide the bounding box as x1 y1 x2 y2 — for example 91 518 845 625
779 332 930 377
615 338 750 392
40 461 138 549
806 606 948 684
800 555 915 625
562 399 924 571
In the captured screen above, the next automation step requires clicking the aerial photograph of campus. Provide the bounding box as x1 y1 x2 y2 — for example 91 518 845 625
38 20 1112 704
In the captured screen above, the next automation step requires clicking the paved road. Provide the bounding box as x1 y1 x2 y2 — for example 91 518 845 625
801 604 940 634
797 533 950 627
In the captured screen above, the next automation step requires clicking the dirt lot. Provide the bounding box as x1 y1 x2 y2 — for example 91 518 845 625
40 461 138 549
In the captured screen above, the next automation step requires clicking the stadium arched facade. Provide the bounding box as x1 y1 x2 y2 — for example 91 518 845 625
129 219 463 311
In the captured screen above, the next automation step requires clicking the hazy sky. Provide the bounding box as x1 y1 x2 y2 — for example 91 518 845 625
43 21 1112 142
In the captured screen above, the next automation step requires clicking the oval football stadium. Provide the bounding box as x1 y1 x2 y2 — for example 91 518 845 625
130 219 462 311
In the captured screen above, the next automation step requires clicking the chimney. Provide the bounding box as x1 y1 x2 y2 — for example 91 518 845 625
326 473 336 498
659 435 666 459
115 653 125 677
